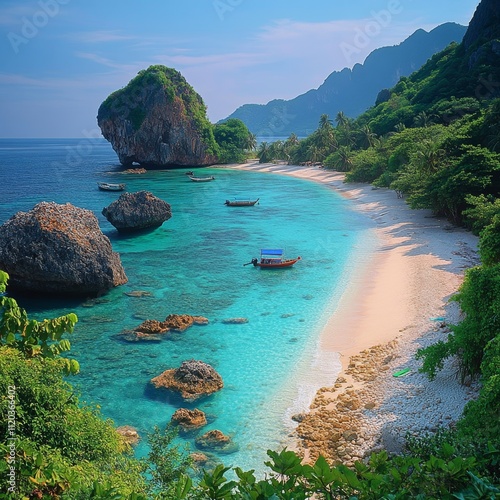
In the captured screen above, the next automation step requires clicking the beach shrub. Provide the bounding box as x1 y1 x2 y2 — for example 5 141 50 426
407 145 500 223
144 424 193 496
343 148 386 182
0 348 147 497
479 214 500 266
0 270 79 374
463 194 500 234
148 447 499 499
0 271 147 497
457 333 500 446
417 263 500 383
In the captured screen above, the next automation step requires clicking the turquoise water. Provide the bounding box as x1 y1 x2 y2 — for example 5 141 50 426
0 139 376 474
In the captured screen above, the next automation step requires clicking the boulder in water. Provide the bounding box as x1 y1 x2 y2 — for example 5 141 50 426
102 191 172 232
0 201 127 296
151 359 223 401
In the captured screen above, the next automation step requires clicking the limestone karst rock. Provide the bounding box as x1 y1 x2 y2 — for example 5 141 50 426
97 65 219 167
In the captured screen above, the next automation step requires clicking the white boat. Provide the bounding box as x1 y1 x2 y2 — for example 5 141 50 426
189 175 215 182
97 182 126 191
224 198 260 206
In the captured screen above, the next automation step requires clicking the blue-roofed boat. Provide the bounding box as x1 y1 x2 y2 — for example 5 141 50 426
245 249 301 269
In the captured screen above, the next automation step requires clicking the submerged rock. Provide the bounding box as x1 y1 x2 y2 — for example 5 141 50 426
115 329 163 343
102 191 172 232
221 317 248 324
171 408 207 431
163 314 195 331
118 314 209 342
151 359 223 401
135 319 169 335
0 202 127 296
195 430 238 454
97 65 219 167
116 425 140 445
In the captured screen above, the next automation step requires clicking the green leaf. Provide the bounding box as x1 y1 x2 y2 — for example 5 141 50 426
174 474 193 498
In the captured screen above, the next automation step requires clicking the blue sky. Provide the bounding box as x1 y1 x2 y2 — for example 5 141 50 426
0 0 479 138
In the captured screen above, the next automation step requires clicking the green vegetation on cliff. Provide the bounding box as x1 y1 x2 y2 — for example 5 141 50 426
98 65 220 162
97 65 254 166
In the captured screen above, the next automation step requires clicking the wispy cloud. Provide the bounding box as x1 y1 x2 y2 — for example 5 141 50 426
254 17 424 66
66 30 138 44
0 71 132 93
75 51 138 71
153 51 262 71
0 4 37 27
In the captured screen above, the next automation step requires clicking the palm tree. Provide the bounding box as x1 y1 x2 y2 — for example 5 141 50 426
285 133 299 147
337 126 355 147
244 133 257 152
307 144 322 163
283 133 300 163
357 124 378 149
332 145 354 172
394 122 406 133
258 142 270 163
319 114 333 130
270 140 284 162
414 139 445 173
414 111 434 128
335 111 349 129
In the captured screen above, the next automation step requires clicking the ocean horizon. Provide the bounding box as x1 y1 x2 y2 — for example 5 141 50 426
0 138 377 474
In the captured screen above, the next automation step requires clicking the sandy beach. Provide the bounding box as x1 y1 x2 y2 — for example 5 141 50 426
227 161 480 465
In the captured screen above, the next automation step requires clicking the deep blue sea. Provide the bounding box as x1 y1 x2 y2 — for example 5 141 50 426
0 138 376 474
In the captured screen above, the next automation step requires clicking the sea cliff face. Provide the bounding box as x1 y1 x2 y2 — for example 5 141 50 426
97 65 219 167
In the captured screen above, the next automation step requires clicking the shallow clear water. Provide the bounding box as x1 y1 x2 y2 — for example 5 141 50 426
0 139 376 473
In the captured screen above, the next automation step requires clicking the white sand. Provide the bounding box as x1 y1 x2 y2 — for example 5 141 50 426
224 161 480 462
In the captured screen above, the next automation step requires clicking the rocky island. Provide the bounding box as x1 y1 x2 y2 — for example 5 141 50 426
97 65 220 167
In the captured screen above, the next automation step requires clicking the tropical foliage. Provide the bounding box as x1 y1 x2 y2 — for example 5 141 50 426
212 118 255 163
4 5 500 497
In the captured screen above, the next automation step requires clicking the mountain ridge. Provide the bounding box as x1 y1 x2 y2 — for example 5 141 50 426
223 22 467 137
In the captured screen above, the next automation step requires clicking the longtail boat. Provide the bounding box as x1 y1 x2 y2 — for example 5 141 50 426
244 249 301 269
224 198 259 206
97 182 126 191
189 175 215 182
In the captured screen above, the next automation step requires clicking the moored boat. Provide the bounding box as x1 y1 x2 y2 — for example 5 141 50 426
189 175 215 182
224 198 259 206
97 182 126 191
244 249 301 269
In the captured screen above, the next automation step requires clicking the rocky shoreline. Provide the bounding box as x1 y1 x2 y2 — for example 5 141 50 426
294 313 480 466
